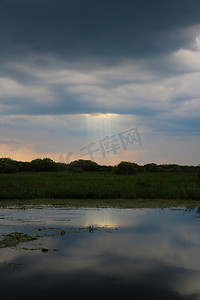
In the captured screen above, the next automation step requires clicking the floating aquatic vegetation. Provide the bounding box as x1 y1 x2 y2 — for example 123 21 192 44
0 232 37 248
69 225 117 233
0 231 61 250
37 227 61 231
41 248 49 253
3 262 22 268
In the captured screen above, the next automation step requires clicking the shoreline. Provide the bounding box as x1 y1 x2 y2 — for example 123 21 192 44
0 198 200 209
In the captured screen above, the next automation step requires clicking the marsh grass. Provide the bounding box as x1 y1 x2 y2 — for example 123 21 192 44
0 171 199 202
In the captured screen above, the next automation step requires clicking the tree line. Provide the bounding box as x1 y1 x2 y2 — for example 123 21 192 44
0 157 199 175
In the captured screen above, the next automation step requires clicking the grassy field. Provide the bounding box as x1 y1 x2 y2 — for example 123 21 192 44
0 171 199 204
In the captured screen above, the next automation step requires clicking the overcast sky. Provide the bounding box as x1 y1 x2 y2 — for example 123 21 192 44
0 0 200 165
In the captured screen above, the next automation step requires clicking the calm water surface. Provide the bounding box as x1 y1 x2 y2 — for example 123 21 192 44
0 205 200 300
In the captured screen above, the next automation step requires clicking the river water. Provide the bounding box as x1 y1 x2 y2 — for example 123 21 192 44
0 205 200 299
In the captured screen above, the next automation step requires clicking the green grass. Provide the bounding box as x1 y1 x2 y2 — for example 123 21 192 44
0 171 200 205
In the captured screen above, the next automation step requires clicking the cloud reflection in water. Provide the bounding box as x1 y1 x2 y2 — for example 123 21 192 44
0 206 200 299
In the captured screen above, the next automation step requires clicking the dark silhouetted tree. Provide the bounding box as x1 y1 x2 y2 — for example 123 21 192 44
30 158 57 172
113 161 138 175
67 159 100 172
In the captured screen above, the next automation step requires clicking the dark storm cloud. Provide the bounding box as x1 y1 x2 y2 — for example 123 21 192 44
1 0 200 163
1 0 200 61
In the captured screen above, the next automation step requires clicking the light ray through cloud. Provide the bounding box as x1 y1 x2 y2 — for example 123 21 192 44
0 0 200 165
